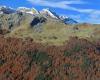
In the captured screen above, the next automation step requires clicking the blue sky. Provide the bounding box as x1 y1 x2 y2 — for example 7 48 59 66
0 0 100 24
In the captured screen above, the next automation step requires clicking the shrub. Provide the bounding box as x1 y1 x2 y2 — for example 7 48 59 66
64 44 82 57
0 58 5 66
68 72 78 80
81 55 91 70
64 50 72 57
26 50 52 68
73 44 82 52
63 63 74 69
35 73 52 80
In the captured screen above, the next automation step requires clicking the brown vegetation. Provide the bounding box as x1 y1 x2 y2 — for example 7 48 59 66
0 35 100 80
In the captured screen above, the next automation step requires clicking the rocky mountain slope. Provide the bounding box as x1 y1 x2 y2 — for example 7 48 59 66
0 6 78 30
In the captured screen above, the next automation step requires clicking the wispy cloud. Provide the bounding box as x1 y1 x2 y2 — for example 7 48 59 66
27 0 86 11
27 0 85 5
27 0 100 13
68 11 100 24
87 11 100 24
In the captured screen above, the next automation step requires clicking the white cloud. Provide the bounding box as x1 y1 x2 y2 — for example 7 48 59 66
27 0 100 13
27 0 86 11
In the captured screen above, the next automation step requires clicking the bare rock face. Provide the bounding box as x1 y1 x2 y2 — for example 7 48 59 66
30 16 47 27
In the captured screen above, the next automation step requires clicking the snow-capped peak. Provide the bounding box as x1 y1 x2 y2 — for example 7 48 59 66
58 15 78 24
59 16 68 20
40 8 58 19
17 7 30 11
0 6 6 10
31 7 39 14
17 7 39 14
0 6 78 24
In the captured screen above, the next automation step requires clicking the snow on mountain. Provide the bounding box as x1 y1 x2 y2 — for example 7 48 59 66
62 18 78 24
0 6 78 24
59 16 78 24
40 8 59 19
59 16 68 20
40 9 78 24
17 7 39 14
31 7 39 14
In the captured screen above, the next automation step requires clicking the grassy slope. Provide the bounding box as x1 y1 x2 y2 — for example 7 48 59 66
6 20 100 45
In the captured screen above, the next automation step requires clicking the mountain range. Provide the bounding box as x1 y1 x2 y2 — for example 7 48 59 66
0 6 78 28
0 6 100 45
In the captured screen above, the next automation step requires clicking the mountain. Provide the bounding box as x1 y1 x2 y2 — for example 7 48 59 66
40 8 59 19
17 7 39 14
62 17 78 24
0 6 77 25
0 6 15 14
0 8 99 46
40 8 78 24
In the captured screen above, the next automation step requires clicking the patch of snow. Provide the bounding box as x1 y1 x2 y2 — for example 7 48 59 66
40 8 58 19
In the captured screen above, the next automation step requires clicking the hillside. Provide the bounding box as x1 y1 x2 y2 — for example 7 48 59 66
0 6 100 80
0 36 100 80
0 6 100 45
7 21 100 45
